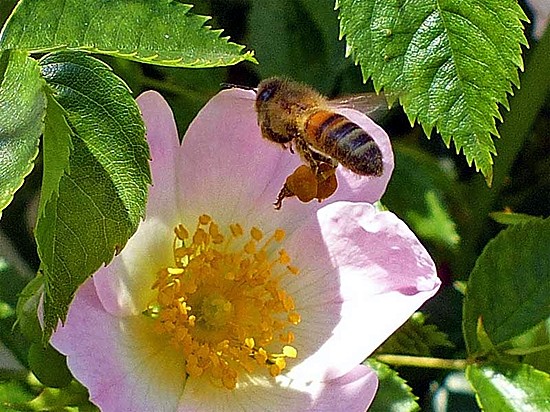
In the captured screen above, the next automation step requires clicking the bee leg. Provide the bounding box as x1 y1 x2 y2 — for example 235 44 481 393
309 150 338 169
295 138 320 171
313 163 338 203
306 144 337 167
294 137 335 173
273 185 294 210
316 163 337 181
279 142 295 154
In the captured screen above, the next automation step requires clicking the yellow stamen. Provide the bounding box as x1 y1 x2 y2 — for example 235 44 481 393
283 345 297 358
230 223 244 237
288 312 301 325
145 215 301 390
274 229 285 242
175 224 189 240
280 331 295 344
245 337 255 349
199 214 212 225
251 227 263 241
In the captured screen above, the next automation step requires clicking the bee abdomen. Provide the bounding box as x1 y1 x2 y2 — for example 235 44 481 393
304 110 384 176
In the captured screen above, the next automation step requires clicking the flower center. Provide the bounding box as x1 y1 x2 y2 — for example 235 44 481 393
144 214 301 390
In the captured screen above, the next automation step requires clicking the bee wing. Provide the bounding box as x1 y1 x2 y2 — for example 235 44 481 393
220 83 257 92
329 93 389 123
219 84 259 108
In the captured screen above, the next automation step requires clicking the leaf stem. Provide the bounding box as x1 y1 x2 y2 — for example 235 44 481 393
374 354 468 370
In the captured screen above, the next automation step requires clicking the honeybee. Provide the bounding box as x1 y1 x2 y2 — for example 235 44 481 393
254 77 385 208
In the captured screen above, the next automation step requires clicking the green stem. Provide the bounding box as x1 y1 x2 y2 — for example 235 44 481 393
374 354 468 370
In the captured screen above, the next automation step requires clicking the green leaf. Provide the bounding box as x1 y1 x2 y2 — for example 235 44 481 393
466 362 550 411
407 190 458 245
376 312 453 356
15 274 43 343
489 211 542 226
463 218 550 355
505 318 550 374
28 343 72 388
0 0 255 68
36 51 151 339
382 145 461 249
365 359 420 412
475 316 497 354
0 49 46 218
337 0 528 182
38 93 72 217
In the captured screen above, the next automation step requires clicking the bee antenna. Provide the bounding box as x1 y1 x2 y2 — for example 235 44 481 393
220 83 257 91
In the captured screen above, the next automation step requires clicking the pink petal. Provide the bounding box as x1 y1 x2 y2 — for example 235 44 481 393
51 278 186 412
137 91 181 222
174 88 298 226
272 209 344 367
93 217 174 316
283 202 440 381
178 374 314 411
178 366 377 412
319 202 440 298
302 365 378 412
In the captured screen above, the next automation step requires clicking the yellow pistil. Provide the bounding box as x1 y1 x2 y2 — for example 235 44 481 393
144 215 301 390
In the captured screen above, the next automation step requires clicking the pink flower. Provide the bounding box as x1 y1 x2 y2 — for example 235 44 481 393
51 88 440 411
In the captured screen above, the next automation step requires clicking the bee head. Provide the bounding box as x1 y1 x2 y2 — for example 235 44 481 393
255 77 284 109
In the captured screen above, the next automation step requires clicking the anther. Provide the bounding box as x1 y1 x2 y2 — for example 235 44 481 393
175 224 189 240
230 223 244 237
199 214 212 225
251 227 263 241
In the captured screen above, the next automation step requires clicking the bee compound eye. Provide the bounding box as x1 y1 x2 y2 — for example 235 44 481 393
257 86 276 103
256 81 279 102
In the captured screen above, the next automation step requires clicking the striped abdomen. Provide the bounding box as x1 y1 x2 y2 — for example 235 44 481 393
303 110 383 176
